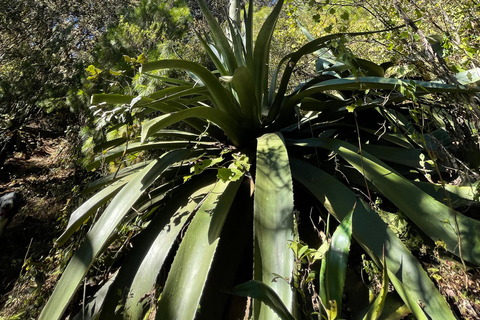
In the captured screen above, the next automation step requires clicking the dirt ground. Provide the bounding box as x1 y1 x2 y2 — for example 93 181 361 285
0 126 82 319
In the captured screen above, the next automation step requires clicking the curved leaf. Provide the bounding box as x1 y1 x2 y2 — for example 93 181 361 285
140 59 239 117
39 149 191 320
295 138 480 265
233 280 295 320
156 178 241 320
196 0 238 74
290 157 456 320
87 140 218 171
99 178 217 319
321 208 354 316
56 176 133 245
141 107 245 147
253 0 283 107
254 132 295 319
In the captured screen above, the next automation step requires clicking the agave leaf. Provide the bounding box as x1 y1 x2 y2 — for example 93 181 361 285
196 0 238 74
232 66 260 128
282 77 480 114
56 176 133 245
226 17 246 67
147 84 199 100
196 31 228 76
254 132 295 319
141 59 240 117
362 253 389 320
155 178 241 320
233 280 295 320
92 137 127 154
304 138 480 265
253 0 283 107
269 29 406 122
321 208 354 317
83 162 150 194
140 107 245 146
414 180 479 203
97 178 216 319
290 158 456 320
142 72 194 86
39 149 191 320
71 271 118 320
361 144 433 171
244 0 254 69
152 129 206 140
354 58 385 77
87 140 218 171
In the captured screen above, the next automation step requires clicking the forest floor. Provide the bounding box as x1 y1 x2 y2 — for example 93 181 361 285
0 125 480 319
0 123 86 319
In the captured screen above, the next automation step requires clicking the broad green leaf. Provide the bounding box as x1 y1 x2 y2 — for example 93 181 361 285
39 149 190 320
253 0 283 108
195 31 228 76
142 72 193 85
254 132 294 319
414 180 479 203
322 208 354 317
297 138 480 265
99 178 216 319
56 176 133 245
86 140 217 171
282 77 480 114
232 66 260 128
156 178 241 320
233 280 295 320
196 0 238 74
141 60 240 118
291 158 456 320
140 107 245 147
362 253 389 320
82 161 150 194
361 144 432 171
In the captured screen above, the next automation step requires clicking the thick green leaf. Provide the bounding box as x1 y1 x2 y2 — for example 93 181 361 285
361 144 433 171
141 107 245 147
232 66 260 128
156 178 241 320
294 138 480 265
291 158 456 320
87 140 217 171
141 60 240 118
414 180 479 204
83 161 150 194
282 77 480 114
39 149 190 320
109 179 217 319
196 0 238 74
56 176 133 245
195 31 228 76
362 253 389 320
233 280 295 320
321 208 354 317
253 0 283 107
254 132 295 319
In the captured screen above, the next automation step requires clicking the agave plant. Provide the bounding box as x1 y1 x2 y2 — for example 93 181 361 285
40 0 480 319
